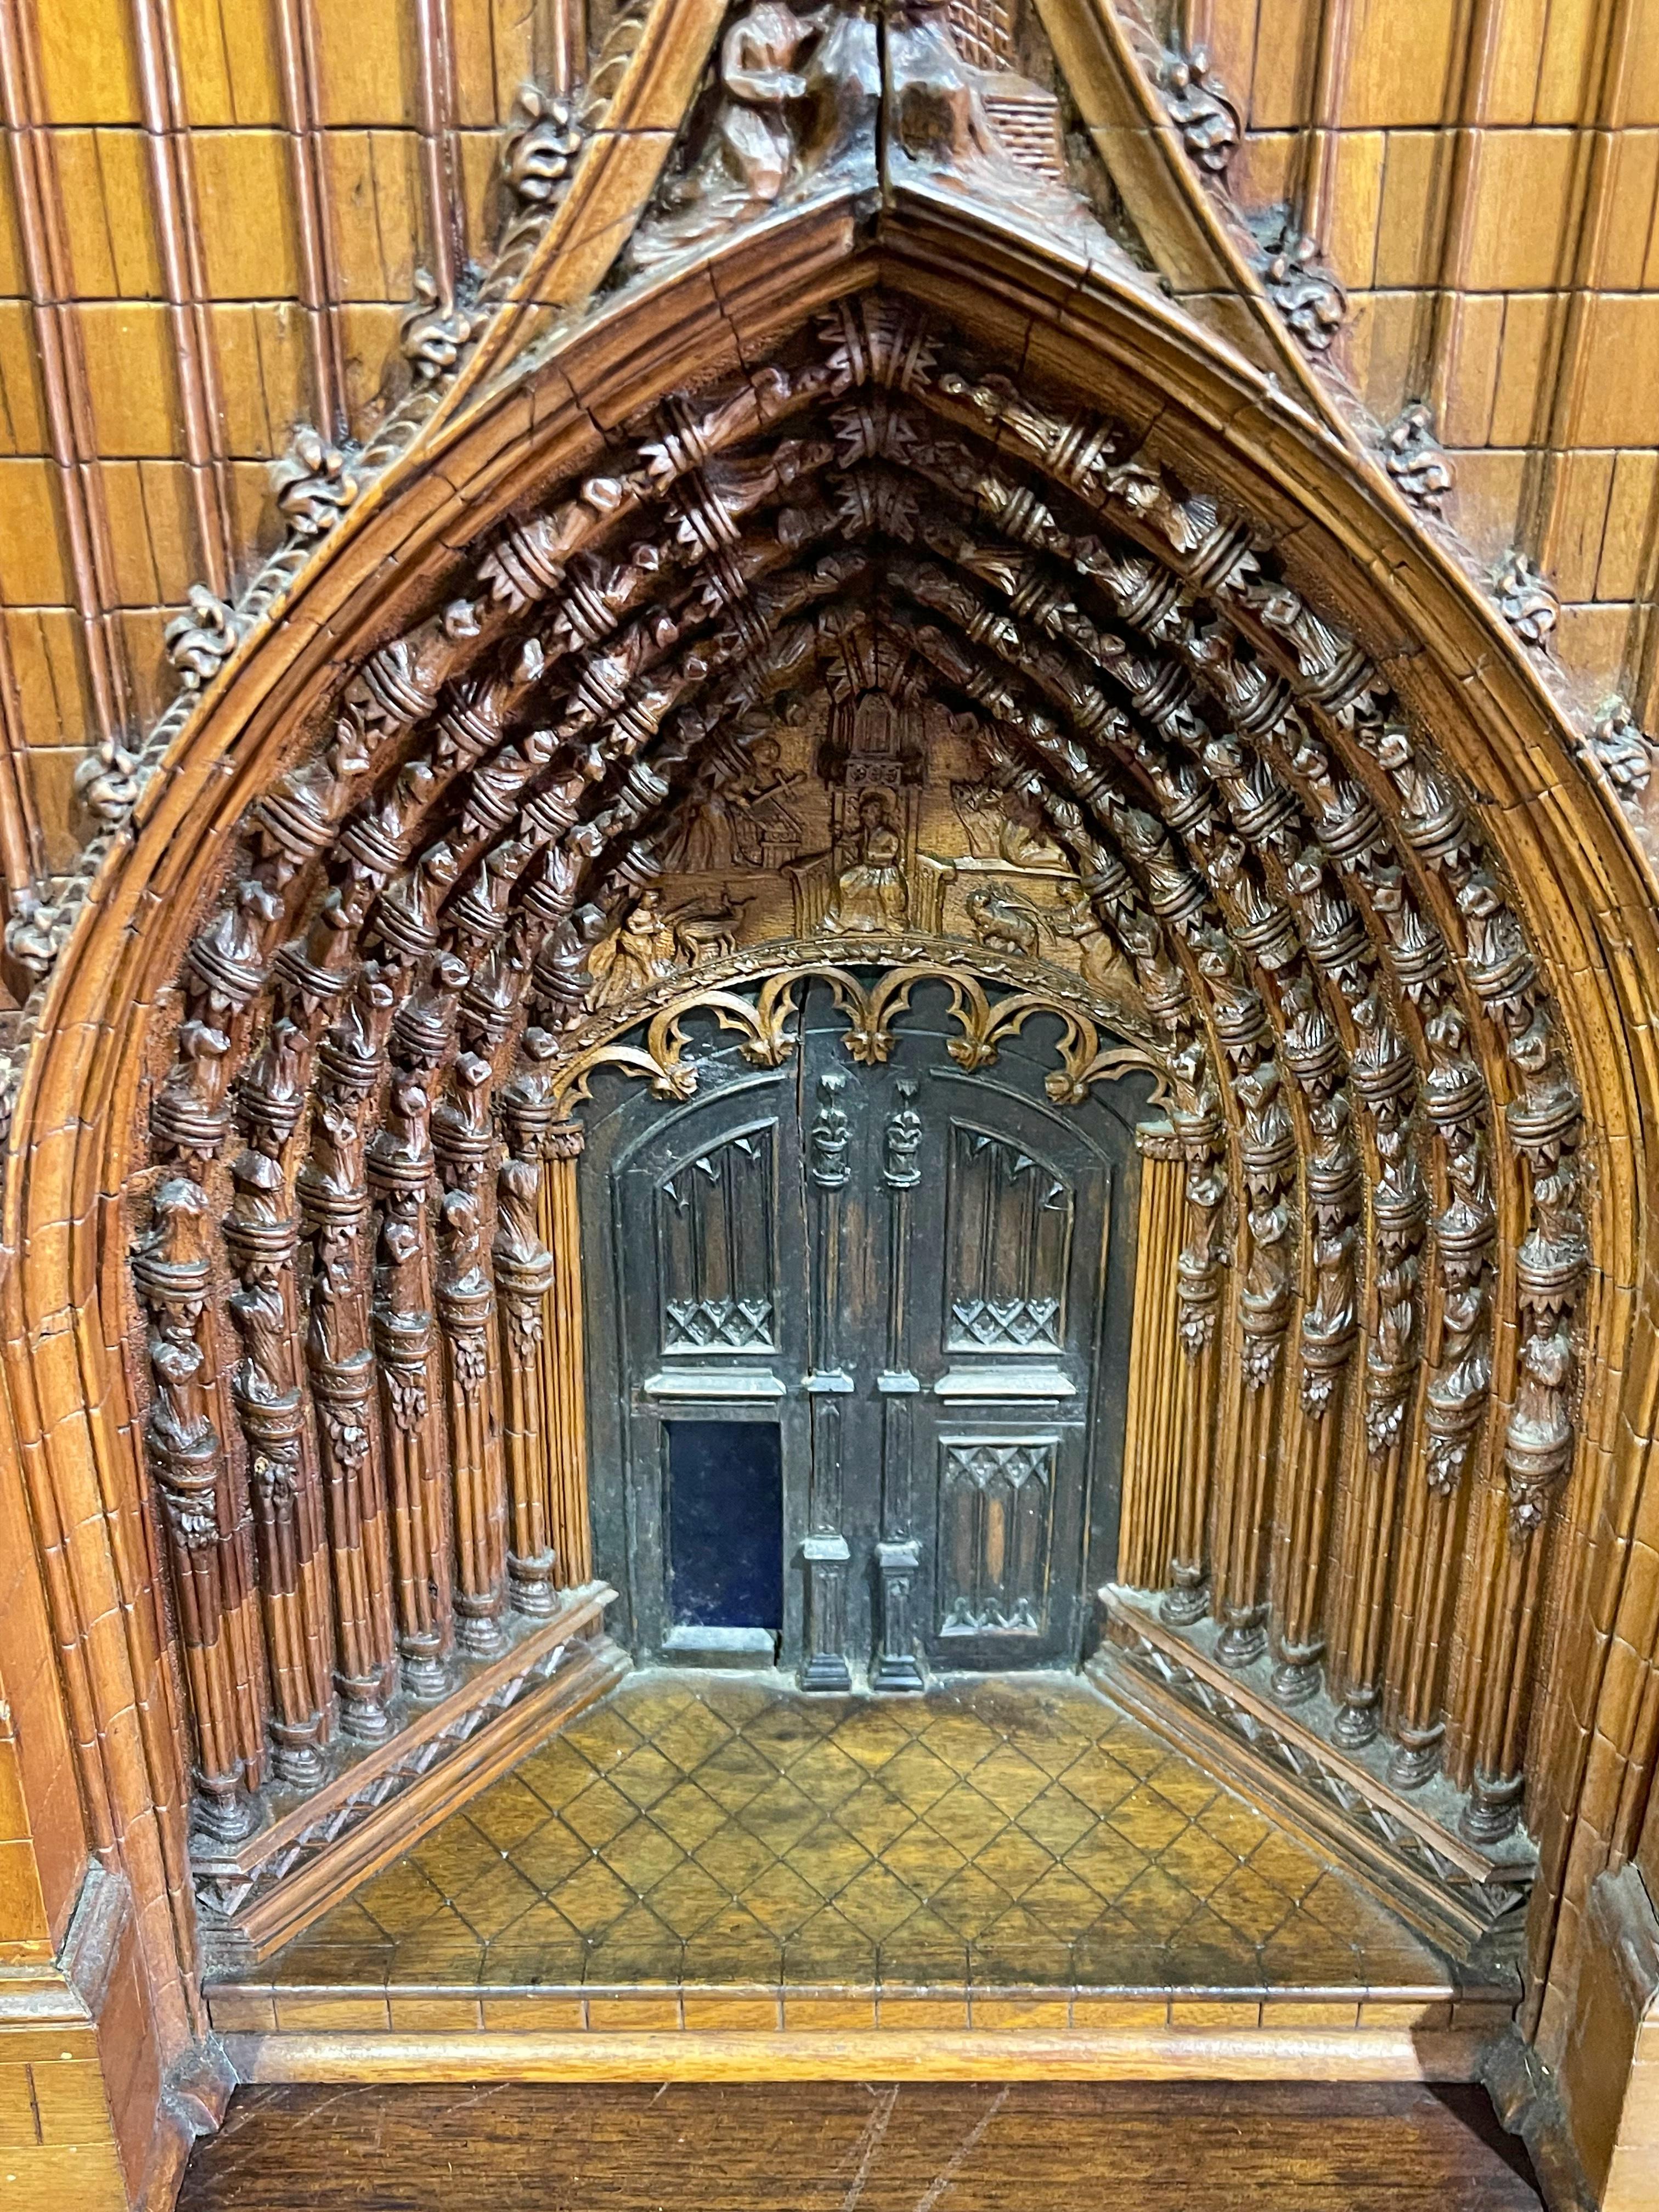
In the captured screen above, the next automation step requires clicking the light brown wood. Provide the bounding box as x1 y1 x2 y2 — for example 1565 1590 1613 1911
221 2024 1493 2084
174 2080 1547 2212
0 9 1656 2208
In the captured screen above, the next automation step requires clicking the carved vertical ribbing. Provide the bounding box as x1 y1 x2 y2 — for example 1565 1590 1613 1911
224 1146 332 1785
128 0 235 594
1462 1083 1584 1841
413 0 461 306
134 1180 259 1841
271 0 347 438
1270 1079 1359 1702
1213 1036 1296 1667
296 977 398 1737
493 1143 559 1615
1385 1102 1494 1787
434 1048 509 1656
0 0 129 744
436 1189 507 1655
802 1069 854 1693
1163 1077 1227 1625
1328 1087 1426 1748
1117 1126 1187 1590
546 0 586 92
368 1052 453 1698
541 1122 592 1587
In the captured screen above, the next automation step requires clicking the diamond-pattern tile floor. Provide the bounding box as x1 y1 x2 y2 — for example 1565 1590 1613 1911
211 1672 1509 2031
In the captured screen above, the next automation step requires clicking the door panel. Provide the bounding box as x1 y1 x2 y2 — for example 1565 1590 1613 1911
665 1418 783 1632
656 1121 780 1358
943 1127 1073 1357
586 974 1148 1681
910 1069 1109 1671
610 1070 810 1664
936 1432 1060 1638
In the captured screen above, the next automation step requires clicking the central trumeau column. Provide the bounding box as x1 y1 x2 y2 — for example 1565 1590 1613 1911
802 1068 854 1692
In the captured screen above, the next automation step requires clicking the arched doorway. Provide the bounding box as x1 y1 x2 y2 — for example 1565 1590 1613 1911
6 161 1657 2188
580 967 1156 1679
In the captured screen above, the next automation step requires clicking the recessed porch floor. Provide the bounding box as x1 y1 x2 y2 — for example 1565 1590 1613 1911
208 1671 1515 2052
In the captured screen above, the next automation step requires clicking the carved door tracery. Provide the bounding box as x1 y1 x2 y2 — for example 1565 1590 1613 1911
585 973 1148 1684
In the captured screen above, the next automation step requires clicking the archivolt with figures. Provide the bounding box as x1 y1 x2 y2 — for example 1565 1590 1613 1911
110 280 1593 1971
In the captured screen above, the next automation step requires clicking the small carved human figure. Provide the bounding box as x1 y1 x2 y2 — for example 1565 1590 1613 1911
633 1 827 263
591 888 684 1004
1053 889 1138 997
587 888 749 1007
823 788 908 933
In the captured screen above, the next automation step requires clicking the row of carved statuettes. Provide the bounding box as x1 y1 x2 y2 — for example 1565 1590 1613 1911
126 287 1585 1851
146 307 1601 1575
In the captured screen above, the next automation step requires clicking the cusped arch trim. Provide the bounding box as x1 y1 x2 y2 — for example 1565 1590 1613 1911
7 192 1656 2067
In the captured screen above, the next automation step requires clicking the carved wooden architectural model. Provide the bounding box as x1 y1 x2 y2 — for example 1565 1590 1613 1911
3 1 1659 2207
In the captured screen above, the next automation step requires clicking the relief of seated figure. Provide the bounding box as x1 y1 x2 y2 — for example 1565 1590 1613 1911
822 787 909 934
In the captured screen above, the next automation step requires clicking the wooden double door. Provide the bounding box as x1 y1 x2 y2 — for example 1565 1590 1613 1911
584 978 1148 1686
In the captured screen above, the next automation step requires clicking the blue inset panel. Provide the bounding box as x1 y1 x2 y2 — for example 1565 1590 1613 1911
666 1419 783 1630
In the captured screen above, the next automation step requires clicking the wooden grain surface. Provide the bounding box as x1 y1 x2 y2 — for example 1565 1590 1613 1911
175 2079 1543 2210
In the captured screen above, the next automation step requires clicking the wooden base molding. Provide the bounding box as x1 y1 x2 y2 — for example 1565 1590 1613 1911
193 1590 625 1969
1094 1589 1533 1960
1552 1867 1659 2209
221 2024 1494 2087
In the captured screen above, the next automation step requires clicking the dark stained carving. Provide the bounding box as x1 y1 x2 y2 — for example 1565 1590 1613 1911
1262 225 1349 353
1160 45 1240 177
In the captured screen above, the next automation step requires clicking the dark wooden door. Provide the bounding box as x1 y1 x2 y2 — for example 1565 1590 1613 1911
589 977 1143 1684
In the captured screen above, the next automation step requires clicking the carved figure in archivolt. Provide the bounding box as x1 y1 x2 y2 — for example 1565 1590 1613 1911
951 777 1068 869
630 0 878 268
1054 888 1139 998
886 0 1109 252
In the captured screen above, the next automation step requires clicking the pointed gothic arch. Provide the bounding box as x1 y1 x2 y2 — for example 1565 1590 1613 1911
6 182 1656 2102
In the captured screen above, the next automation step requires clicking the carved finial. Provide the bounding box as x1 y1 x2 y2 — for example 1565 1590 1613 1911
1493 551 1559 651
1160 45 1240 177
399 269 480 381
272 426 359 540
4 888 60 983
501 84 584 218
1383 403 1453 515
1262 225 1348 353
163 582 241 690
1584 697 1652 797
74 731 141 830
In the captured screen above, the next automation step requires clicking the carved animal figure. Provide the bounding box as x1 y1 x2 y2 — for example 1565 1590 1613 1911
670 896 749 962
965 884 1042 958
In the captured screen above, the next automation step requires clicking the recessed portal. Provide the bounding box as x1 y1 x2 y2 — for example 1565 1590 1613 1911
665 1419 784 1653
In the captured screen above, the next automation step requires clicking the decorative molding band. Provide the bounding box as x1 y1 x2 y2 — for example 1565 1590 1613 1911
1093 1589 1534 1960
221 2023 1495 2086
549 946 1164 1118
192 1587 624 1966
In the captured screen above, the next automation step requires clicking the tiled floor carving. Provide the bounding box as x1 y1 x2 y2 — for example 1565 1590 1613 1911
212 1672 1515 2034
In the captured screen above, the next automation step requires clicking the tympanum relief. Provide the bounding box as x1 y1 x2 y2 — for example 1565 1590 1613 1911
578 665 1152 1041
